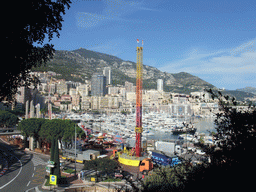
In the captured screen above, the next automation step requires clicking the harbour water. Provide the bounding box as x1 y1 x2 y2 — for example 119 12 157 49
144 117 216 141
194 118 216 134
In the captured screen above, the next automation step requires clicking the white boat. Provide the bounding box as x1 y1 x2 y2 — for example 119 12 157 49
144 131 154 136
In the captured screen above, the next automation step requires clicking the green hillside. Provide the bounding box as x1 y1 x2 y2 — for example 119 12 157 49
33 48 254 97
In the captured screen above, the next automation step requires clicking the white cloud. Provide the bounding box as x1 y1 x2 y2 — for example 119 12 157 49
76 0 156 28
159 38 256 89
230 39 255 56
77 12 109 28
160 38 256 74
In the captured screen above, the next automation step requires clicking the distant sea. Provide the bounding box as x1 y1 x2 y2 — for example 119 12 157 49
145 118 216 141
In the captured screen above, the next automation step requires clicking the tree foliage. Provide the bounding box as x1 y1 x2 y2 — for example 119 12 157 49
84 159 99 171
17 118 46 149
141 164 192 192
17 118 84 150
2 0 71 101
18 118 45 137
206 89 256 165
97 158 119 174
0 110 18 128
84 158 118 176
40 119 65 141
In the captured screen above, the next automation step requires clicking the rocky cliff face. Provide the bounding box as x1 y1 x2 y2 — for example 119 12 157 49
43 48 214 93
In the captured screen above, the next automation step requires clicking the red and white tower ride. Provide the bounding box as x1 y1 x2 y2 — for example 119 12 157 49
135 39 143 157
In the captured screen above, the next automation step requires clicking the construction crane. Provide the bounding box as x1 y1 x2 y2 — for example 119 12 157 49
135 39 143 157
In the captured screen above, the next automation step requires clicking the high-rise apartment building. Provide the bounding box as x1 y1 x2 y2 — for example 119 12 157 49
108 86 119 95
71 95 80 106
69 88 77 96
91 73 107 96
15 86 31 104
157 79 163 91
125 81 135 92
77 84 89 97
56 81 68 95
103 67 112 85
49 83 56 95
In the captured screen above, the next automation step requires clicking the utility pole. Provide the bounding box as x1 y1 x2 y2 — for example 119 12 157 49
74 124 77 178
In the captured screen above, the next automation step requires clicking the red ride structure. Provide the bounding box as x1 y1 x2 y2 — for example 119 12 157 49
135 39 143 157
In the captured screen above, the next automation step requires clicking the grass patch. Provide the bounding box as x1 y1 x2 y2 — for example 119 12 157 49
103 178 122 182
63 168 75 174
45 178 50 186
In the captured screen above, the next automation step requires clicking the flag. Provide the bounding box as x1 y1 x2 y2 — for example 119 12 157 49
137 39 139 44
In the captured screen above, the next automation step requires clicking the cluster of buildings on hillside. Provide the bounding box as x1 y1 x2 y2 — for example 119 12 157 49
11 68 220 117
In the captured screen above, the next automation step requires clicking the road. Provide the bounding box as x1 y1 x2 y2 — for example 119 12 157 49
0 138 139 191
0 139 48 192
0 127 22 136
0 137 89 192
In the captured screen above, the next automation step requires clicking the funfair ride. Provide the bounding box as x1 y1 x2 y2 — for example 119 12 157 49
115 40 145 166
135 39 143 157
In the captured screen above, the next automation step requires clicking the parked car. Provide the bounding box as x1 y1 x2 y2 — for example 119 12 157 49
114 170 123 178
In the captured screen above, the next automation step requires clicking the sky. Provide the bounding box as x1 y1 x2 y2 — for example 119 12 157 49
42 0 256 90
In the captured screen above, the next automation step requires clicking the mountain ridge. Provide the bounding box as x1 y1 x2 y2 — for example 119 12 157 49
236 87 256 95
35 48 215 94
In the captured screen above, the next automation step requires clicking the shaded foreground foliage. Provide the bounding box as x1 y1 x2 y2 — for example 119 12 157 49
2 0 71 102
0 110 18 128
